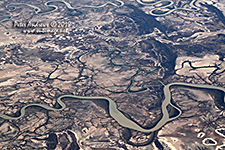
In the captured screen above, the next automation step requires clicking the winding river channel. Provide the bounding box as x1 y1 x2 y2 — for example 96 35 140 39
0 0 201 23
136 0 200 16
0 0 124 22
1 82 225 133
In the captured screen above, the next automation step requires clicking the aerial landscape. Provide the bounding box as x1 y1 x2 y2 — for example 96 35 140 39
0 0 225 149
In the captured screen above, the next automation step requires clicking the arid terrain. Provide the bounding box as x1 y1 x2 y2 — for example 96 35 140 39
0 0 225 149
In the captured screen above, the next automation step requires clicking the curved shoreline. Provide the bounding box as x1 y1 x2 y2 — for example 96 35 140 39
1 82 225 133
